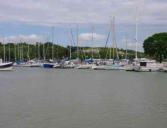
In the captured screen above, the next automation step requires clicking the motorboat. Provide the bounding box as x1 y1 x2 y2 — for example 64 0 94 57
133 58 162 72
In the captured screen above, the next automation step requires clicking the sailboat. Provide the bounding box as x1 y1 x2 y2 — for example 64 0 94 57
93 16 124 70
0 41 13 71
76 26 95 69
0 59 13 71
125 7 139 71
43 27 55 68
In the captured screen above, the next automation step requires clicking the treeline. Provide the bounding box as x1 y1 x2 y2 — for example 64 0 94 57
0 42 145 61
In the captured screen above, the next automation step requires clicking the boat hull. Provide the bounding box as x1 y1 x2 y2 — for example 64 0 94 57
0 62 13 71
92 65 124 70
43 63 54 68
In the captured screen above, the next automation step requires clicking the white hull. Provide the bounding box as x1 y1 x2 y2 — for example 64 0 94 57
62 65 75 69
76 64 93 69
134 66 160 72
161 67 167 72
53 64 61 68
30 63 41 67
92 65 124 70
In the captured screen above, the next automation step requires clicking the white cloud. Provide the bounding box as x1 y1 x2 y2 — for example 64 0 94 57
0 34 45 44
0 0 167 26
78 33 105 43
127 42 143 52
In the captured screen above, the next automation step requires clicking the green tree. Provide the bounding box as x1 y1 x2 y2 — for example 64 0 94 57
143 33 167 63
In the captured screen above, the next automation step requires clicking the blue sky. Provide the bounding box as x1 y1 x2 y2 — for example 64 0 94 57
0 0 167 51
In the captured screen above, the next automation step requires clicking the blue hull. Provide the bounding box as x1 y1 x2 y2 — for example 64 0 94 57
43 64 54 68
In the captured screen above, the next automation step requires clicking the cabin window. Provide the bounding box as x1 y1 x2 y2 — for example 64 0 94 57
140 62 147 66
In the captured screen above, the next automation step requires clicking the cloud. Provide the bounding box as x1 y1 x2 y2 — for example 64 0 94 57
127 42 143 52
78 33 105 43
0 0 167 26
0 34 45 44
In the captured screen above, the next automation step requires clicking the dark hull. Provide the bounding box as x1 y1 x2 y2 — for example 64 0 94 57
43 64 54 68
0 62 13 69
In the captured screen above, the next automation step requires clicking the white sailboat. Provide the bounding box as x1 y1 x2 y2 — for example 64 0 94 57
0 39 13 71
93 16 124 70
125 7 139 71
0 59 13 71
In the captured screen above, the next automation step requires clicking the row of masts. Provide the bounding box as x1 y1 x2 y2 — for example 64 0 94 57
2 7 139 62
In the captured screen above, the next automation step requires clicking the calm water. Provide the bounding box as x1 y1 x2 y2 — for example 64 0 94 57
0 68 167 128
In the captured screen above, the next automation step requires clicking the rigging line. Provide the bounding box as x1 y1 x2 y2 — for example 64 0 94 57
105 47 110 59
70 28 76 46
104 31 111 50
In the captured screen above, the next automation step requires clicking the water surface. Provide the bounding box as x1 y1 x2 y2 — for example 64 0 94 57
0 68 167 128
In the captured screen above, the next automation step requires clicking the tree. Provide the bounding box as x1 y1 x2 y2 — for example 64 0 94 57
143 33 167 63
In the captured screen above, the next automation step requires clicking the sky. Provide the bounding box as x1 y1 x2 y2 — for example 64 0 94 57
0 0 167 51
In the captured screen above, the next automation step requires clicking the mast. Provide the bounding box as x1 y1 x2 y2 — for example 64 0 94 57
76 24 79 60
3 38 5 62
38 42 40 60
22 43 24 61
56 42 58 59
109 20 112 60
14 43 16 62
51 26 54 60
35 43 37 59
19 43 21 61
18 43 20 61
112 16 119 59
19 40 22 61
91 26 94 59
112 16 115 59
43 43 45 60
69 27 74 59
70 44 71 59
125 38 128 59
135 7 138 60
9 41 10 62
27 43 30 61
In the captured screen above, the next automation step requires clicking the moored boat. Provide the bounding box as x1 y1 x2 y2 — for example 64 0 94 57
133 58 162 72
43 63 54 68
0 59 13 71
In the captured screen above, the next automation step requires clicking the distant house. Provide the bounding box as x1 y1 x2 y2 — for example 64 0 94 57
82 48 99 53
118 51 125 55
